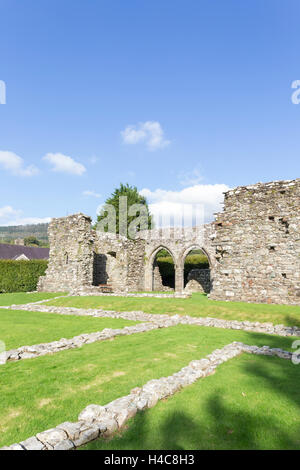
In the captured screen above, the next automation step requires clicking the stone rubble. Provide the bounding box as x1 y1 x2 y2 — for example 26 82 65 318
3 322 166 363
1 341 294 451
5 303 300 338
3 298 299 364
184 269 211 294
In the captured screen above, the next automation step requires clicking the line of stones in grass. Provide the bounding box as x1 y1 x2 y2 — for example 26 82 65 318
72 289 189 298
4 303 300 337
1 342 294 451
4 320 173 363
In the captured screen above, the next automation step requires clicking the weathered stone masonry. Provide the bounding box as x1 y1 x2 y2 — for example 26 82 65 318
37 215 146 294
38 178 300 305
38 214 94 292
211 179 300 304
38 218 214 294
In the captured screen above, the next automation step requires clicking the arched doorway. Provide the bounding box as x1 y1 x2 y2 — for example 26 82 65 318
183 247 211 294
152 247 175 291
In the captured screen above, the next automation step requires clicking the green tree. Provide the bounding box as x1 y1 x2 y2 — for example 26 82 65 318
96 183 153 237
24 236 40 246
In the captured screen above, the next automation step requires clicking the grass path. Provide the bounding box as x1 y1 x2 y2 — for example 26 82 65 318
1 325 298 448
83 354 300 450
0 309 138 350
47 293 300 327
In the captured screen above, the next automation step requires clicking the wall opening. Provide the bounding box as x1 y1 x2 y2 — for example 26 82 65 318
184 248 211 293
93 253 108 286
152 248 175 291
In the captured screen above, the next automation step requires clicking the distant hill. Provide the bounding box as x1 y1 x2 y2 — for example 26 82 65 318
0 223 49 245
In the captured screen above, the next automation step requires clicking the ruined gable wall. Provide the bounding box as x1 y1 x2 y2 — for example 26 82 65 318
210 179 300 304
38 213 94 292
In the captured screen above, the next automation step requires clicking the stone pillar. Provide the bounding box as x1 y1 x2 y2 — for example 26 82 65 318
175 264 184 293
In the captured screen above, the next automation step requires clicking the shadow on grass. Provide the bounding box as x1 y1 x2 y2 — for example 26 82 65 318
85 395 300 450
238 330 299 352
283 314 300 329
85 354 300 450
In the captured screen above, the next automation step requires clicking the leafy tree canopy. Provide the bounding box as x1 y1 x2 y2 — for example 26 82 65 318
96 183 153 237
24 236 40 246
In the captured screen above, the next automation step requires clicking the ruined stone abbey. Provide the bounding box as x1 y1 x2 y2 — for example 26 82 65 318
38 178 300 305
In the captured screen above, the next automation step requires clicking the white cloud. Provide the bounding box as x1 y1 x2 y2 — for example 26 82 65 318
121 121 170 150
43 153 86 175
0 151 39 176
178 167 203 186
82 190 101 198
0 206 20 219
0 205 51 226
140 183 231 225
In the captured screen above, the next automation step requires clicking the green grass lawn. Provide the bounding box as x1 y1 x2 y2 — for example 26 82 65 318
0 292 66 306
0 309 138 350
0 324 298 448
47 293 300 328
83 354 300 450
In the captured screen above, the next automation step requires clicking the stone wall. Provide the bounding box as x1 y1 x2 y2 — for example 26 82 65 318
38 178 300 305
125 238 146 292
93 233 128 291
38 213 94 292
211 179 300 304
93 233 145 292
152 264 173 291
142 225 215 292
185 269 211 294
3 341 295 450
39 218 147 294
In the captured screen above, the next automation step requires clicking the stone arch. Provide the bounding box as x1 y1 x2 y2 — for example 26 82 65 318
149 245 177 266
180 244 213 269
176 244 213 293
145 245 177 291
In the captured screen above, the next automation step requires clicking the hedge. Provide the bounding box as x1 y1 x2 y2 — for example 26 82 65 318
156 254 209 288
0 260 48 293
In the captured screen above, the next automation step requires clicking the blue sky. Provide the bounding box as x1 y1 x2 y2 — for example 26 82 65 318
0 0 300 226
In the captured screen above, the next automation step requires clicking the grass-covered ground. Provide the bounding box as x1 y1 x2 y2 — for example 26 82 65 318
47 293 300 328
83 353 300 450
0 309 138 350
0 291 66 306
1 323 298 448
1 292 300 450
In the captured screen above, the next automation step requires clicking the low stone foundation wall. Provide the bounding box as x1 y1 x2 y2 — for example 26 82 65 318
1 342 294 450
6 303 300 337
4 322 163 363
